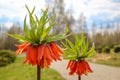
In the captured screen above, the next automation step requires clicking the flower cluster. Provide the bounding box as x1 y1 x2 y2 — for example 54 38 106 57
8 6 67 68
16 42 63 68
62 33 96 76
67 60 93 76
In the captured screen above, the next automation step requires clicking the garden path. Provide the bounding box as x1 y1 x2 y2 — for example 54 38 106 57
51 60 120 80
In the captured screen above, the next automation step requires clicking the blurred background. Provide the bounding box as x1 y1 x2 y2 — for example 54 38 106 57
0 0 120 80
0 0 120 66
0 0 120 52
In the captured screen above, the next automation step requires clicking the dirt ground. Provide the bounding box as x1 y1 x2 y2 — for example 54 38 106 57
51 60 120 80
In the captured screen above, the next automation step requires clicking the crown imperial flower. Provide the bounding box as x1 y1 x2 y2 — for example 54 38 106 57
61 33 96 76
8 5 67 68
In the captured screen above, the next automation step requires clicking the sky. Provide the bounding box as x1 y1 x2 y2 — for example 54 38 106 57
0 0 120 30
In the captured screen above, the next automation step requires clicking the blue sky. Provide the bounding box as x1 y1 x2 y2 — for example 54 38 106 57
0 0 120 30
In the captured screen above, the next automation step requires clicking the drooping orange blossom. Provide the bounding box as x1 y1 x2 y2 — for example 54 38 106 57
16 42 63 68
67 60 93 76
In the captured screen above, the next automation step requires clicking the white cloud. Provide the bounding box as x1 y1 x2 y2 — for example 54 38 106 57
64 0 120 21
0 0 46 22
1 0 120 29
4 21 13 29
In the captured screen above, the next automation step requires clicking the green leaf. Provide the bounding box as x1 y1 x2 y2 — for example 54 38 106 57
25 5 31 14
29 15 36 28
46 34 66 43
34 14 39 25
39 9 48 26
29 28 38 42
87 44 96 57
63 55 77 60
81 43 96 58
65 38 76 50
26 5 36 28
45 21 55 34
79 41 89 57
61 41 77 54
7 33 28 42
23 15 30 38
65 25 69 34
40 31 47 41
37 27 44 42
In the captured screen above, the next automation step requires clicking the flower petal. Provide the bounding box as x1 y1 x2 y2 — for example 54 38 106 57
51 42 63 54
37 45 44 65
50 43 61 60
16 42 30 54
23 45 37 65
66 60 72 69
84 61 93 73
42 45 53 68
69 61 77 75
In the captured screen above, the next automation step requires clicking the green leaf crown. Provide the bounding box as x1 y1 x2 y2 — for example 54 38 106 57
61 32 96 60
8 5 67 45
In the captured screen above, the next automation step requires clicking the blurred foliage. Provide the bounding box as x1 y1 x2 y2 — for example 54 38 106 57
0 50 16 67
92 29 120 53
95 47 102 53
102 47 111 53
114 45 120 53
0 24 23 51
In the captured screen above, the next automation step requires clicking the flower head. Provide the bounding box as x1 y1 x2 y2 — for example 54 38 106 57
61 32 96 76
15 42 63 68
8 5 67 68
67 60 92 76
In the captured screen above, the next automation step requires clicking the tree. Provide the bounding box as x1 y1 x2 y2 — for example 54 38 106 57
77 13 87 32
0 37 6 50
116 22 120 32
91 22 96 37
64 9 74 32
4 24 23 51
93 33 104 48
46 0 74 33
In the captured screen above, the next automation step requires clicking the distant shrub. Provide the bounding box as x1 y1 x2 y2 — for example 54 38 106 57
103 47 111 53
0 50 16 67
114 46 120 53
109 45 114 49
96 47 102 53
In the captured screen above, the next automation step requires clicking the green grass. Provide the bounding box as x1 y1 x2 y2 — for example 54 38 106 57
0 57 66 80
90 53 120 67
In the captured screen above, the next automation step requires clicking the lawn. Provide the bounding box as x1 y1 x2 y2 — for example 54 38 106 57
0 57 66 80
90 53 120 67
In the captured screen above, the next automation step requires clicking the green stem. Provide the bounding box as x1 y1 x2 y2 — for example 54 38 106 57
37 65 41 80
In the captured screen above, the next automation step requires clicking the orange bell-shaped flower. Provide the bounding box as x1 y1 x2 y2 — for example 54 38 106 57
16 42 63 68
67 60 93 76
